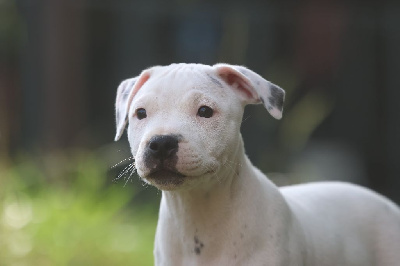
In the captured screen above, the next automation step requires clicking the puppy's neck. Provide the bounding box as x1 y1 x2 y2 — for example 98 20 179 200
162 134 245 211
155 136 289 263
159 135 255 240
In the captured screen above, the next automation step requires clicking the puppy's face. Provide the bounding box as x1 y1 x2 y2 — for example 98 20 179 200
115 64 284 190
127 66 243 190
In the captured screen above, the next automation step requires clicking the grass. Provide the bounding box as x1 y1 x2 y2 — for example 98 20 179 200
0 150 159 266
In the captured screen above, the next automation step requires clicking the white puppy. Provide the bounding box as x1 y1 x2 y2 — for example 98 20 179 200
114 63 400 266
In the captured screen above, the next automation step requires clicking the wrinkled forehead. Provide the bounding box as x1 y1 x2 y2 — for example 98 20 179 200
136 64 221 98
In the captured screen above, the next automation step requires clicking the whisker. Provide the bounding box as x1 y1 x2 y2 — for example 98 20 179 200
123 164 137 187
141 180 150 188
111 156 134 169
112 156 137 184
113 163 134 182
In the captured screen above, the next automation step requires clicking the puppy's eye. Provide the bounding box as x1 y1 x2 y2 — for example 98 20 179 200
136 108 147 120
197 106 213 118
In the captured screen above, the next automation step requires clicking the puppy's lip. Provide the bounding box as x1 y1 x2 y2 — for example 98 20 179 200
147 169 185 179
145 169 186 186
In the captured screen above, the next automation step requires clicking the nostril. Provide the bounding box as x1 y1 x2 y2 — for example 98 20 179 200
149 142 159 151
147 135 180 160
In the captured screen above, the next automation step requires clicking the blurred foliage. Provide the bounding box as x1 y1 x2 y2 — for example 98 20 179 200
0 151 158 266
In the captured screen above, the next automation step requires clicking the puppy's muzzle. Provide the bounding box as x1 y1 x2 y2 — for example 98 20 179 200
147 135 179 160
144 134 185 185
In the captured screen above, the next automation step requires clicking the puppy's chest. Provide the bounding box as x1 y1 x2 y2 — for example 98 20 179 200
155 225 282 266
156 243 280 266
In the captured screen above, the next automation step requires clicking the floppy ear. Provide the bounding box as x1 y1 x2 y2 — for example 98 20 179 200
114 70 151 141
213 63 285 119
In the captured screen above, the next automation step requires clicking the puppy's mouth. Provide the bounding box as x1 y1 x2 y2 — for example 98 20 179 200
145 168 186 187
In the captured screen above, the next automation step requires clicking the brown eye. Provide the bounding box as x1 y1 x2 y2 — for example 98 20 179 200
136 108 147 120
197 106 213 118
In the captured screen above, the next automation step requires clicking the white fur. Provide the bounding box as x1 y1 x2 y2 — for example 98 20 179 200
115 63 400 266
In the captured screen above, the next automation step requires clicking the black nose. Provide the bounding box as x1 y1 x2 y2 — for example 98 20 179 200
147 135 179 160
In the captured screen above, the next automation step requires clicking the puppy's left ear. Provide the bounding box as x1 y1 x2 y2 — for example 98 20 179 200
115 77 138 141
115 69 151 141
213 64 285 119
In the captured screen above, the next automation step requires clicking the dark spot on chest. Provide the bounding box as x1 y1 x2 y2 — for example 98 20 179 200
194 235 204 255
194 246 201 255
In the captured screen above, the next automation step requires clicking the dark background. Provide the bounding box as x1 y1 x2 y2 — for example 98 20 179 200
1 0 400 263
3 0 399 199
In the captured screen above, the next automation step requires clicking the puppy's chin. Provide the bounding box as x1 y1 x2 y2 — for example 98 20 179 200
143 170 186 191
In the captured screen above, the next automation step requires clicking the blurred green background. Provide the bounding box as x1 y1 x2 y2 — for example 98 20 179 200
1 151 158 265
1 0 400 265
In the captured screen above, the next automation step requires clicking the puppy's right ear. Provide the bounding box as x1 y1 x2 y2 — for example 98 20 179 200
213 64 285 119
114 70 151 141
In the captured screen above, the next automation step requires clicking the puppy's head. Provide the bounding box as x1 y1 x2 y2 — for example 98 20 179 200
114 63 285 190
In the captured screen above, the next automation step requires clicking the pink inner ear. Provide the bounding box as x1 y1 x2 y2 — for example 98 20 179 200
125 72 151 114
218 68 256 100
136 73 150 90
